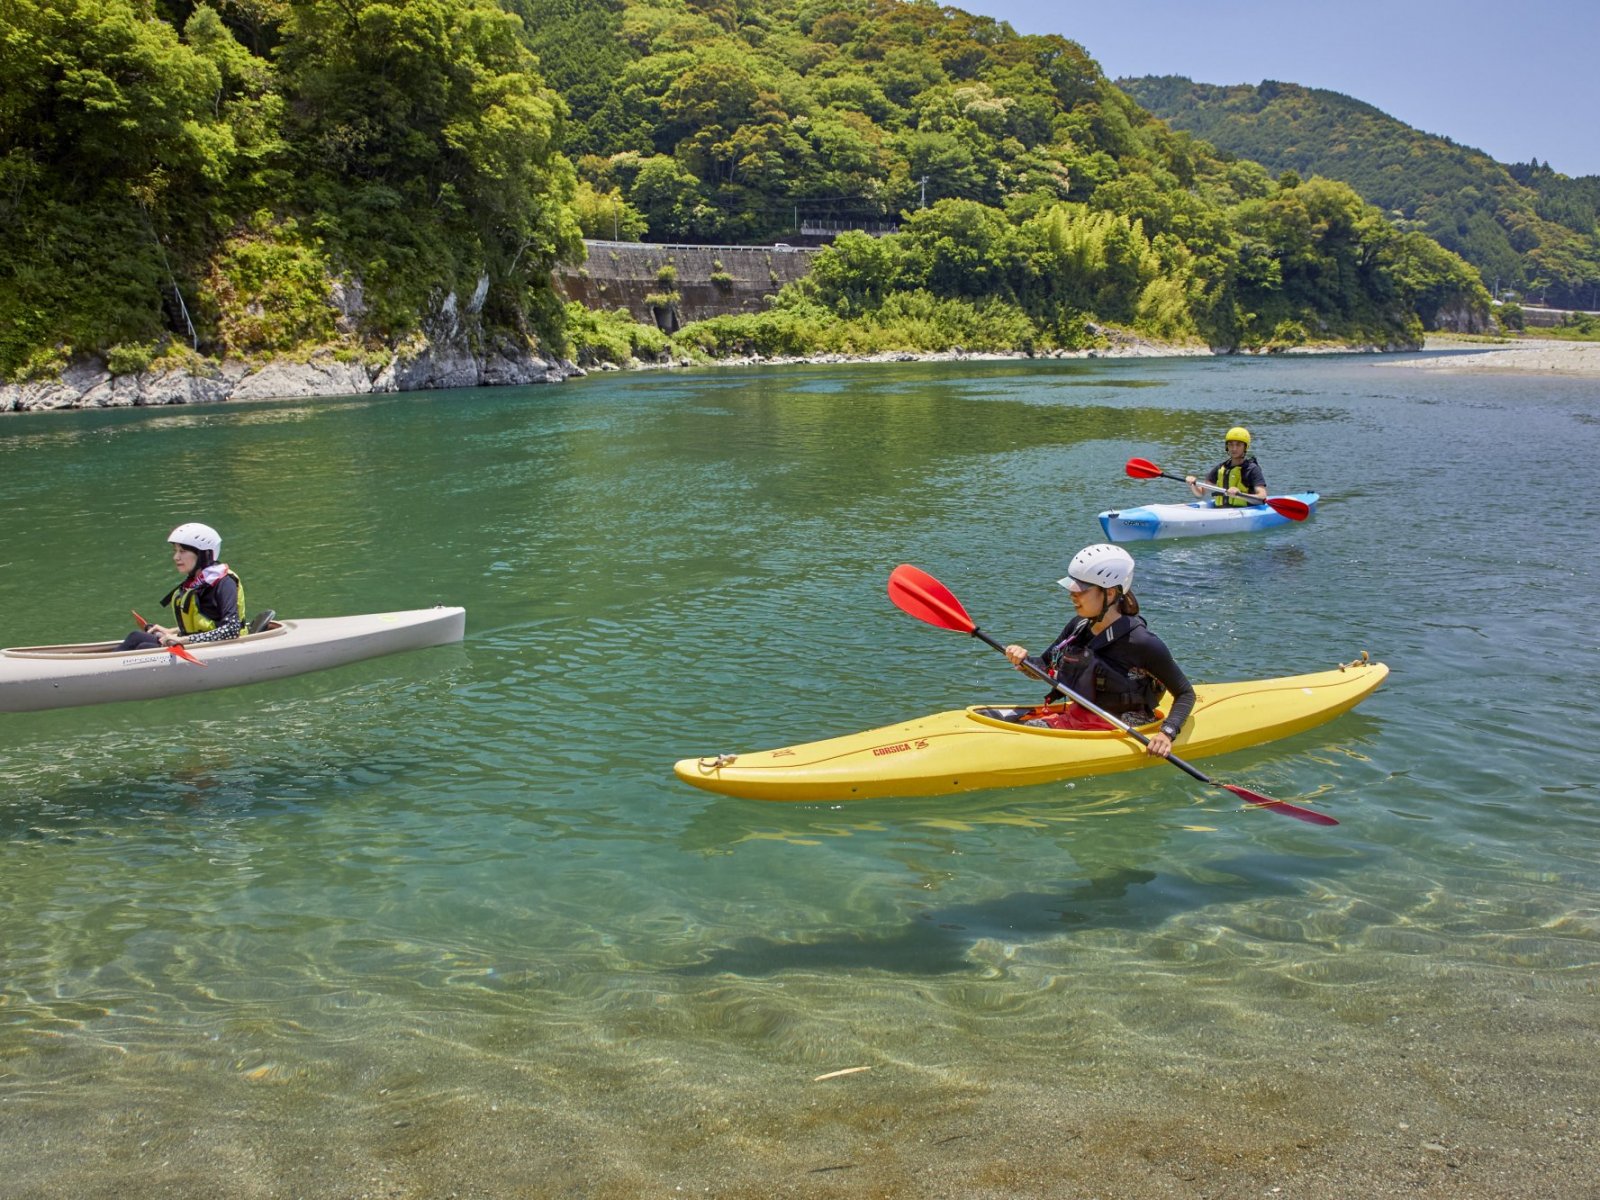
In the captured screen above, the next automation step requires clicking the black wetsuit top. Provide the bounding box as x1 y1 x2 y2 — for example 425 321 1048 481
1042 615 1196 738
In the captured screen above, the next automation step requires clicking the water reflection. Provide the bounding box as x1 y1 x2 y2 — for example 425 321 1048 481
3 357 1600 1193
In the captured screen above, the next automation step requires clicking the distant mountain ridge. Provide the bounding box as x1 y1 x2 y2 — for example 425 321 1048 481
1122 76 1600 309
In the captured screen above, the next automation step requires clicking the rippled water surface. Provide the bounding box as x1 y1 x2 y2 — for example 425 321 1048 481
2 355 1597 1196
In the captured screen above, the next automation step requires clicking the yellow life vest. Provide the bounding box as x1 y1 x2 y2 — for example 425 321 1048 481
164 566 247 635
1210 462 1251 507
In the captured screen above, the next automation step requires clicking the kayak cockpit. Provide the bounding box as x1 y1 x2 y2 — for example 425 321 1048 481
968 704 1164 735
2 621 287 660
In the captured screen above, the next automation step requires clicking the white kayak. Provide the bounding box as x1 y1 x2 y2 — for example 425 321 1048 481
1099 493 1318 542
0 606 465 713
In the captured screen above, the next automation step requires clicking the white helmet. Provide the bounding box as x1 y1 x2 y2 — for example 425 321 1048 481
168 522 222 555
1058 543 1134 593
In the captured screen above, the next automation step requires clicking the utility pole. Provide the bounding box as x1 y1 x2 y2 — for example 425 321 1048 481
919 175 928 209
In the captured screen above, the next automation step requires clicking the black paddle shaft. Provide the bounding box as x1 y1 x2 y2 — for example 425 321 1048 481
969 626 1221 787
1157 468 1271 509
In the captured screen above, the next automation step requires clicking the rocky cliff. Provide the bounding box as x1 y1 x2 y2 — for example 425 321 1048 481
2 330 579 414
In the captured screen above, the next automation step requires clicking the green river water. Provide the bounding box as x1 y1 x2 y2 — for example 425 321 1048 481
1 354 1597 1197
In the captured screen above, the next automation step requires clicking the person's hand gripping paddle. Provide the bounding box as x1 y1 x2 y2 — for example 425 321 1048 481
132 609 206 666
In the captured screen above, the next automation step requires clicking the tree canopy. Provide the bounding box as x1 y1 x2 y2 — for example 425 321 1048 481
1124 75 1600 310
0 0 1501 378
527 0 1487 350
1 0 578 376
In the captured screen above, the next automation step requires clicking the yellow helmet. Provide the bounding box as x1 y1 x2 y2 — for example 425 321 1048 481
1224 426 1251 447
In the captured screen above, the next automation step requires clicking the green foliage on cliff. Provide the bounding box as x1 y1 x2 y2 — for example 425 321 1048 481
1122 76 1600 310
1 0 1509 377
675 175 1488 355
521 0 1487 348
563 301 671 364
0 0 580 378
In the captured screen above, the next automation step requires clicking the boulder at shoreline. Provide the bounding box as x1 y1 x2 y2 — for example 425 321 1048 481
1 340 580 414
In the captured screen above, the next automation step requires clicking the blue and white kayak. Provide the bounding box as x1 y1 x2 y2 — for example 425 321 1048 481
1098 494 1318 542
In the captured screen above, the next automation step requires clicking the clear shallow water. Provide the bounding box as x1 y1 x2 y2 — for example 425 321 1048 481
2 355 1597 1196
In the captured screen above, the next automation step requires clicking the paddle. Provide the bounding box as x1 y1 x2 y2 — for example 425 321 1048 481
1124 457 1311 521
886 564 1338 826
131 608 206 666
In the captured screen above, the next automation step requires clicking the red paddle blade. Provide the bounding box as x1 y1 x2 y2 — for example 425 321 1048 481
168 644 207 667
131 608 149 630
887 565 976 634
1267 496 1311 521
1125 456 1163 479
1223 783 1338 826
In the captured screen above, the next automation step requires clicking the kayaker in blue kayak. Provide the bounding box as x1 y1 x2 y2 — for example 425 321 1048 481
1187 426 1268 507
116 522 247 651
1002 544 1195 757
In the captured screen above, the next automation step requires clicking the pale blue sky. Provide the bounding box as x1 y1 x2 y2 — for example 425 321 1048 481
963 0 1599 177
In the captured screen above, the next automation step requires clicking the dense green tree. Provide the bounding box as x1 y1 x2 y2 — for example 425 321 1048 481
570 181 648 241
623 153 708 240
895 199 1021 298
1126 75 1600 309
0 0 249 369
796 229 903 315
277 0 579 333
2 0 581 375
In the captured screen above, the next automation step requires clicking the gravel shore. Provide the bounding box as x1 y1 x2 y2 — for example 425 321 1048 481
1403 335 1600 376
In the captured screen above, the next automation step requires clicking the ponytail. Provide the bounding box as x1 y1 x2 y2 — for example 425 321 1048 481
1118 589 1140 616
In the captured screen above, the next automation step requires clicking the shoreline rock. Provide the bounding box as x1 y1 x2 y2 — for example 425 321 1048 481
6 328 1487 415
0 340 583 414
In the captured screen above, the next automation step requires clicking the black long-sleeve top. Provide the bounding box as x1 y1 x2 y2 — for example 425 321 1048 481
1044 616 1196 737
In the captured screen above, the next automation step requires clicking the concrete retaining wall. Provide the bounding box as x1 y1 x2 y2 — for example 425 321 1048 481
1519 304 1599 328
553 240 819 329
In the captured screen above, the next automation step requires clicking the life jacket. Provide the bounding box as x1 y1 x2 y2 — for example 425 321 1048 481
1210 455 1260 507
161 563 247 635
1041 615 1165 716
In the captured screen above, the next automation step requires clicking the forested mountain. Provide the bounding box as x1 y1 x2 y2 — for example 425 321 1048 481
2 0 581 379
1123 76 1600 310
1 0 1491 381
523 0 1486 354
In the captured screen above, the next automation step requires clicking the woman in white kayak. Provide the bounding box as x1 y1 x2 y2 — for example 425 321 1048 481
1003 544 1194 758
1187 425 1268 506
116 522 247 651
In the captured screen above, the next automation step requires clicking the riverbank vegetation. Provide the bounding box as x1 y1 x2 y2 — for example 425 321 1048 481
587 178 1485 364
4 0 1493 382
1533 313 1600 342
538 0 1487 360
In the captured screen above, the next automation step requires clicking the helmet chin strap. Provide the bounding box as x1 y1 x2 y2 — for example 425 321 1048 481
1087 588 1122 630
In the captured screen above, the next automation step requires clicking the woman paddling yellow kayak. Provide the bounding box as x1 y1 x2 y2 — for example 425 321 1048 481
1000 543 1192 759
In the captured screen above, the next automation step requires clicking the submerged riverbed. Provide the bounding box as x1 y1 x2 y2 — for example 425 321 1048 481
2 353 1596 1197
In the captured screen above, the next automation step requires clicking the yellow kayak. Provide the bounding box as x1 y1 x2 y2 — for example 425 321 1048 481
674 657 1387 802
